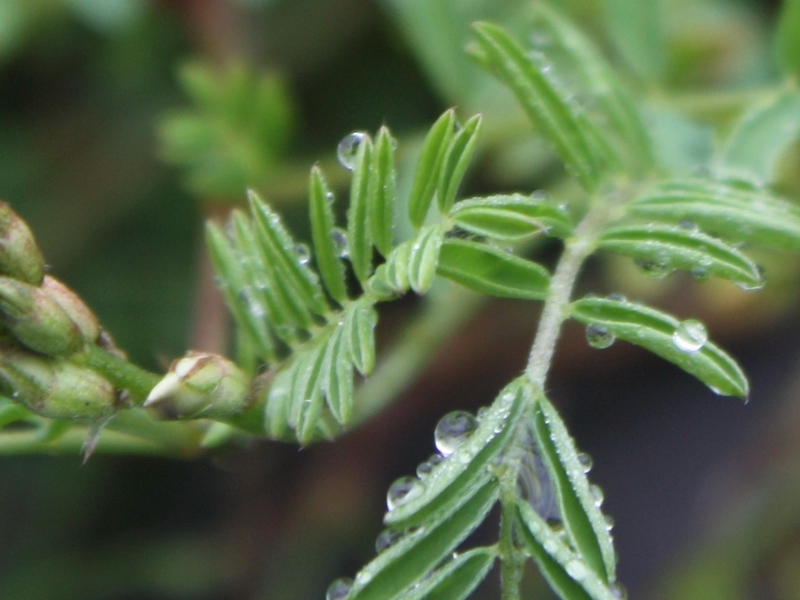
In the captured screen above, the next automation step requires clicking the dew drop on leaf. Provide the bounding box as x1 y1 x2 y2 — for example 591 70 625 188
337 132 367 171
325 191 335 204
577 452 593 472
294 243 311 265
673 319 707 353
326 577 353 600
386 476 424 511
434 410 478 456
375 528 403 553
331 227 350 258
634 257 673 279
604 513 615 530
606 292 626 303
416 453 443 479
585 324 615 349
678 218 697 231
590 484 605 507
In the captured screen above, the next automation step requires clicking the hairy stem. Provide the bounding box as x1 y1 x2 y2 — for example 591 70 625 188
83 345 161 402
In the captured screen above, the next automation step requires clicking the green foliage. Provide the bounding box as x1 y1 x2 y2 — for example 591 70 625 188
2 1 800 599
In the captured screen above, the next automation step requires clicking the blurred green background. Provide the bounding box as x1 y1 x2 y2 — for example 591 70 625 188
1 0 800 598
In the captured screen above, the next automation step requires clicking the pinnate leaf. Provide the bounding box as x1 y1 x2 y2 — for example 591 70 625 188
437 239 550 300
570 296 748 397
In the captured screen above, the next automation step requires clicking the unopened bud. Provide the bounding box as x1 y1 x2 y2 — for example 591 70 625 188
0 201 45 285
41 276 100 344
0 345 117 420
144 352 250 420
0 276 83 356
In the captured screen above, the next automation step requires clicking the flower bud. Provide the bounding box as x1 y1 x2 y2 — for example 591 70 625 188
0 345 117 420
41 276 100 344
0 276 83 356
144 352 251 420
0 201 45 285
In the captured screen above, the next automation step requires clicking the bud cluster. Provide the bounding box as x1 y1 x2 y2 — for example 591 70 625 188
0 202 118 421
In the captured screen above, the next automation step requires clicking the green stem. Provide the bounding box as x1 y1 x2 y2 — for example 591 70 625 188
82 345 161 402
499 460 525 600
525 192 620 388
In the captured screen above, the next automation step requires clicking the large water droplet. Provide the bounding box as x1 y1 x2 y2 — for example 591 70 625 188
434 411 478 456
673 319 707 353
294 243 311 266
375 528 402 553
386 476 423 511
634 257 673 279
331 227 350 258
337 132 367 170
586 324 615 349
326 577 353 600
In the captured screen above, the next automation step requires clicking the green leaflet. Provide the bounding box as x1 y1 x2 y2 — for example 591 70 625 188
403 546 496 600
449 193 573 241
720 90 800 184
629 179 800 251
598 223 763 289
205 221 276 360
230 209 307 339
385 378 528 529
516 502 620 600
249 191 329 317
348 478 499 600
471 22 607 191
408 226 444 294
600 0 664 82
775 0 800 79
321 324 355 424
570 297 748 398
529 4 653 172
437 239 550 300
409 110 457 229
347 135 375 283
371 126 398 257
533 394 617 582
345 300 378 376
437 114 482 214
309 166 348 303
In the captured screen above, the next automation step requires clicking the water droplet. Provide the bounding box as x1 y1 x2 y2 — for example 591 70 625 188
585 324 615 349
416 453 443 479
609 582 628 599
386 476 423 511
577 452 593 472
337 132 366 171
434 411 478 456
326 577 353 600
355 569 373 585
565 559 587 581
606 293 626 303
590 484 605 507
294 243 311 266
634 258 673 279
326 191 335 204
691 263 711 282
331 227 349 258
604 514 615 530
678 219 697 231
531 190 549 202
673 319 707 353
375 528 402 553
